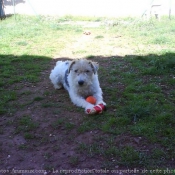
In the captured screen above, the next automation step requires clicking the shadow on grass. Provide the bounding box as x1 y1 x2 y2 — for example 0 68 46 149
1 52 175 126
0 53 175 169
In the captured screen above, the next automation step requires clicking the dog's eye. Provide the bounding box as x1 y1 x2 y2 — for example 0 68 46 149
86 70 90 73
74 70 78 73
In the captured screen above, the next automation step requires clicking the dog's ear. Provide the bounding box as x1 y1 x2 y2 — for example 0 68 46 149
89 61 99 74
68 60 76 73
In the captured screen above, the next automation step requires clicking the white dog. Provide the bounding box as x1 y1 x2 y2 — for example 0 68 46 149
49 59 106 114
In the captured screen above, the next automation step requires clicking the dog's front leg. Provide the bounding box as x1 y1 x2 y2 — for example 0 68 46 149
93 93 106 106
69 92 94 110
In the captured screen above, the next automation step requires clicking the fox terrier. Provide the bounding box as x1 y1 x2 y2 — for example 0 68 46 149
49 59 106 114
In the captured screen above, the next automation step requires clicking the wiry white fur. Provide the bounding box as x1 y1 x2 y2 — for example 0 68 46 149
49 59 106 111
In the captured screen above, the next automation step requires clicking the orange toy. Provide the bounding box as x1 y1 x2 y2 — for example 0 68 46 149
86 96 96 105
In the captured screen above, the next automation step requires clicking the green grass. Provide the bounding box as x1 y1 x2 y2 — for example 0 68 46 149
0 54 50 114
1 15 175 169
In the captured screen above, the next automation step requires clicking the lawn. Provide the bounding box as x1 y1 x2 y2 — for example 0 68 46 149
0 15 175 174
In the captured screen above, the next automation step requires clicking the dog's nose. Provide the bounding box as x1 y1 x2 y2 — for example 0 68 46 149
78 80 84 86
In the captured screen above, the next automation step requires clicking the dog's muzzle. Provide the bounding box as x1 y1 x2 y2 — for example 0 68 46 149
78 80 84 86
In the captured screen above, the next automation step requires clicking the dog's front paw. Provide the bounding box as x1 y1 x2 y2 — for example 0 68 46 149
86 108 97 115
86 104 106 115
85 104 94 114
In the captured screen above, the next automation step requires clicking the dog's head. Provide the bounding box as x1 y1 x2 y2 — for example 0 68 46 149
68 59 99 87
